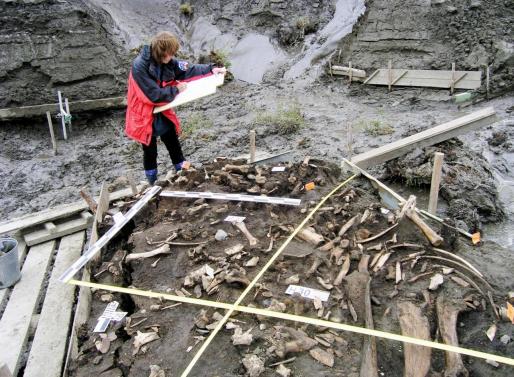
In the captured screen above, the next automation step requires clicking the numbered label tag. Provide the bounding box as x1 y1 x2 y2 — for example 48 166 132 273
285 285 330 302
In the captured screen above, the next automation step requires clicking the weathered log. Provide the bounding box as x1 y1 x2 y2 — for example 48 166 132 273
397 301 432 377
436 295 469 377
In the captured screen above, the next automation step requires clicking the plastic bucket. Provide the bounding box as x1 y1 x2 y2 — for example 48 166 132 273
0 238 21 289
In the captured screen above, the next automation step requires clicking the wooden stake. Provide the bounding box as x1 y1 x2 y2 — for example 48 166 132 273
249 130 256 163
428 152 444 215
127 173 138 195
347 123 353 161
348 61 352 87
46 111 57 155
388 60 392 92
450 63 456 94
65 97 72 134
486 65 490 100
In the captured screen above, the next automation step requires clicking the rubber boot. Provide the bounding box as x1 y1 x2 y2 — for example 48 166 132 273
145 169 158 185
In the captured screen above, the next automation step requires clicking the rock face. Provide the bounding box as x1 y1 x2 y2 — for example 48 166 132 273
336 0 513 92
0 0 129 107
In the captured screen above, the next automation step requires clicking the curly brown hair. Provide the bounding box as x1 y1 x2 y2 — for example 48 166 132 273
150 31 180 63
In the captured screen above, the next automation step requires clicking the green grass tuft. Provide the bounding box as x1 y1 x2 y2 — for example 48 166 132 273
180 113 213 139
254 105 305 135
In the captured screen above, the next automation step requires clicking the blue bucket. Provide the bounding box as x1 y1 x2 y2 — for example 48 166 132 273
0 238 21 289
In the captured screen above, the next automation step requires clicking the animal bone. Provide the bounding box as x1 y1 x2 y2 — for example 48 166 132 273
357 223 399 244
398 301 431 377
297 227 324 246
224 164 250 174
125 244 171 261
436 295 470 377
232 221 258 246
338 215 359 237
333 254 351 285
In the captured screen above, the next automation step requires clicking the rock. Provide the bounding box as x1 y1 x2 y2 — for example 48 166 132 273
149 365 165 377
215 229 228 241
244 256 259 267
309 347 334 367
500 334 511 345
447 6 458 13
469 0 481 9
232 327 253 346
429 273 444 290
242 354 265 377
276 364 291 377
485 359 499 368
284 274 300 285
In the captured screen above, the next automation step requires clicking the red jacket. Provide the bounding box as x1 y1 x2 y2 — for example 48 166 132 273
125 71 181 146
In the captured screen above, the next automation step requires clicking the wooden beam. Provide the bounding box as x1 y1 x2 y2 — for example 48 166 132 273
23 212 93 246
428 152 444 215
350 107 496 169
24 232 85 377
0 240 55 375
0 186 140 236
0 96 126 121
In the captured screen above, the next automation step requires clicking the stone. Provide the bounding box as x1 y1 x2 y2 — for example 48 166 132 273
215 229 228 241
242 354 265 377
500 335 511 345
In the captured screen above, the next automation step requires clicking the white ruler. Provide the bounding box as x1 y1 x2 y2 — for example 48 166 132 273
160 190 301 206
59 186 161 282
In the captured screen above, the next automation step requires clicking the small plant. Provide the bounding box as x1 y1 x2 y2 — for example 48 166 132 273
179 3 193 17
363 120 394 136
254 105 305 135
180 113 213 139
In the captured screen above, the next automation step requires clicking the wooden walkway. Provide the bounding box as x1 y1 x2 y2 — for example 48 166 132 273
0 232 86 377
0 185 138 376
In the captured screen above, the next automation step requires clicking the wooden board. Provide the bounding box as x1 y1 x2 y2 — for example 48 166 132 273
0 239 28 318
0 240 55 375
0 186 140 236
23 212 93 246
364 69 481 89
24 232 85 377
350 107 496 169
0 96 126 120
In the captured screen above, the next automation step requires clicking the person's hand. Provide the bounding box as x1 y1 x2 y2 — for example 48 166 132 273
177 82 187 93
212 67 227 75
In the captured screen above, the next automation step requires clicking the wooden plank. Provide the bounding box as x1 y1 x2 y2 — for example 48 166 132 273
364 69 481 89
330 65 367 78
0 240 55 375
0 96 126 121
350 107 496 169
0 186 140 236
0 240 27 317
24 212 93 246
24 232 85 377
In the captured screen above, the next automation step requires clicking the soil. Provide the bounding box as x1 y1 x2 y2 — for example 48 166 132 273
0 1 513 375
68 160 513 376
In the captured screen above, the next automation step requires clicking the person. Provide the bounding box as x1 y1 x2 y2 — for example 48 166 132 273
125 31 226 185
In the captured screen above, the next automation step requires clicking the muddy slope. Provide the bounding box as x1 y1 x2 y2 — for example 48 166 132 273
335 0 513 93
0 0 128 107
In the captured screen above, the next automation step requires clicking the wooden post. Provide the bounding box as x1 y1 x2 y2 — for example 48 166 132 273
46 111 57 155
450 63 456 94
127 173 138 195
388 60 392 92
348 61 353 87
347 123 353 161
249 130 256 163
486 65 490 100
428 152 444 215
